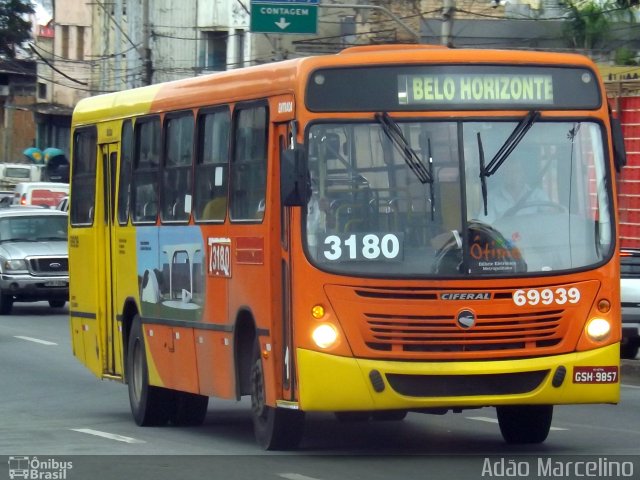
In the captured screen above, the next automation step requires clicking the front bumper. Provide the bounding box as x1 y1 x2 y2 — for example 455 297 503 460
296 343 620 411
0 273 69 300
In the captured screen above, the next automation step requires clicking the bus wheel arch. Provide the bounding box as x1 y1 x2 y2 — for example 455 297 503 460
126 314 174 426
120 297 139 378
234 309 257 398
233 308 305 450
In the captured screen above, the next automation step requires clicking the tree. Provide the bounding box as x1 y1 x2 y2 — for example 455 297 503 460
563 0 635 52
0 0 34 58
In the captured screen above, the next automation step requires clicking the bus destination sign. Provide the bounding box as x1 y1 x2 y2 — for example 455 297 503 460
305 65 601 112
399 74 554 105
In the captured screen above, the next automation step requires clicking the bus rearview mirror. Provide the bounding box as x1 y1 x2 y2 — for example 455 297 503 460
281 146 310 207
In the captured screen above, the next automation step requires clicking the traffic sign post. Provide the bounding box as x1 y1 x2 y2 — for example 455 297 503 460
250 0 319 35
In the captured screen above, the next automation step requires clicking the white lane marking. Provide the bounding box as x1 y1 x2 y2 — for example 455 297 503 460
70 428 146 444
467 416 568 431
279 474 324 480
14 335 57 346
621 383 640 389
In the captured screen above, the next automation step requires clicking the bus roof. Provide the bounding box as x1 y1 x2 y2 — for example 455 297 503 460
71 45 599 126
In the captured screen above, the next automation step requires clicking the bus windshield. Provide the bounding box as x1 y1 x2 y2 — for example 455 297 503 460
305 118 611 277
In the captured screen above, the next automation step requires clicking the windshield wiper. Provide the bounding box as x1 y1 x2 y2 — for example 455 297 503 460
477 132 489 216
480 110 540 178
425 136 435 220
375 112 433 184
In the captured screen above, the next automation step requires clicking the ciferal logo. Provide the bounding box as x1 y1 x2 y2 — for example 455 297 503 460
457 309 476 329
441 292 491 300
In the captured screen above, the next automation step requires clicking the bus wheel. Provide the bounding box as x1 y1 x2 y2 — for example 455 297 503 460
335 411 371 422
497 405 553 444
372 410 408 421
250 342 304 450
0 293 13 315
170 392 209 426
621 341 639 360
126 317 172 426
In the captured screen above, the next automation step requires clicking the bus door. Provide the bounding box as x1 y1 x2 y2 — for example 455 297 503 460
98 142 120 376
277 123 296 402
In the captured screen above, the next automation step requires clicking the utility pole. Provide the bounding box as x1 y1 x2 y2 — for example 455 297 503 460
441 0 455 47
142 0 152 86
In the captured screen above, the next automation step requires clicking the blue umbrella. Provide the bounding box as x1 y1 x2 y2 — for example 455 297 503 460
43 147 66 165
23 147 43 164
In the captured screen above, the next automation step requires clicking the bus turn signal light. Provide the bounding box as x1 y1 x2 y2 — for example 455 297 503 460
311 304 325 319
597 299 611 313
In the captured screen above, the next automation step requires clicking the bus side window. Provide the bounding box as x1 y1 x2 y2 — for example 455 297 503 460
161 112 193 222
117 120 134 225
70 127 97 226
230 106 267 222
132 116 161 224
194 107 230 222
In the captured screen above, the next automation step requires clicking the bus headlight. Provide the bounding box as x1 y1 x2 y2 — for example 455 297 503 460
312 323 338 349
586 318 611 342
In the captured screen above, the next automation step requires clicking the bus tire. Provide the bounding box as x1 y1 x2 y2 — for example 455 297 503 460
170 391 209 426
250 340 304 450
335 412 371 422
0 293 13 315
126 316 173 426
621 341 639 360
372 410 408 421
497 405 553 444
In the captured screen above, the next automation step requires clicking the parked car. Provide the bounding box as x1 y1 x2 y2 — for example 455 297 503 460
0 190 13 206
13 182 69 207
0 206 68 313
620 249 640 359
56 195 69 212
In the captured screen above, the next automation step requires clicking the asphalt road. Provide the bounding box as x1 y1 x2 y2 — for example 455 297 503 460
1 303 639 480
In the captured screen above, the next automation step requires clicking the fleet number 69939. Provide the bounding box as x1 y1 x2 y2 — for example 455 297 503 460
513 287 580 306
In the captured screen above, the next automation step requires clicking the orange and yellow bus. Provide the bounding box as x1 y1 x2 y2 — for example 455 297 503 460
69 45 626 450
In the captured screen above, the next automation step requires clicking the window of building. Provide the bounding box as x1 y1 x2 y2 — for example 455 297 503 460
161 113 194 223
230 105 268 222
235 30 245 68
38 82 47 99
194 107 230 222
132 116 161 224
76 26 84 60
61 25 69 59
202 31 227 71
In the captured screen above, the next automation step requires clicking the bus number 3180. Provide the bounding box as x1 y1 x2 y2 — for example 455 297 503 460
322 233 403 262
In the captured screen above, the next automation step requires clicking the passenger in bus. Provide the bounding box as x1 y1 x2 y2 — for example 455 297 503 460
202 196 226 220
478 157 549 224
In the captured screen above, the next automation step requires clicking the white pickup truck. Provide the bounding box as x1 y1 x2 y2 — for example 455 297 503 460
0 163 43 189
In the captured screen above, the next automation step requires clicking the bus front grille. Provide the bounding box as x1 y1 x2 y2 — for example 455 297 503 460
323 282 599 358
364 309 564 352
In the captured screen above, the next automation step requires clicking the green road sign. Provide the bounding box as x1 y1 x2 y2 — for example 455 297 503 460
250 1 318 35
